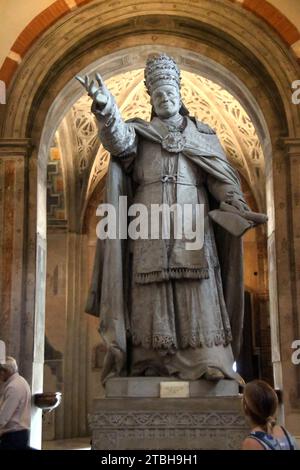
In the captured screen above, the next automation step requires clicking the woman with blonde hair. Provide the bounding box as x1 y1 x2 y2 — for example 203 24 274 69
241 379 298 450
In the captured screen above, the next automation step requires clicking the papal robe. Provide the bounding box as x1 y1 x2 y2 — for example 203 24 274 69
87 107 250 384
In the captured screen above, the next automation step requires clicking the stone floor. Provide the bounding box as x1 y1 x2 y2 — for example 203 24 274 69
42 437 91 450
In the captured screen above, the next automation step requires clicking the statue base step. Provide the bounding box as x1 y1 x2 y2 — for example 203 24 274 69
104 377 239 398
88 392 248 450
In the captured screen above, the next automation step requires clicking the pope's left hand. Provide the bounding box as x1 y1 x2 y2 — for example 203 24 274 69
225 192 250 213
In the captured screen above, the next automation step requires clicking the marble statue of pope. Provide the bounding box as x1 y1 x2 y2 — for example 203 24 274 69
76 54 267 384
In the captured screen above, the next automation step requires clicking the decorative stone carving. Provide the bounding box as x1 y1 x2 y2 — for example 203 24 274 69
88 397 248 450
72 97 98 174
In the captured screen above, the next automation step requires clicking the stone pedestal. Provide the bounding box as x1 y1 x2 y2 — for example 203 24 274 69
105 377 239 398
88 379 248 450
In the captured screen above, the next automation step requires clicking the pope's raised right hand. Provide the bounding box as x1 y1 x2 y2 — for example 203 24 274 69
76 73 109 110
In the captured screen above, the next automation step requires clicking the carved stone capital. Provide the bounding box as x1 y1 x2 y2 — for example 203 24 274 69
282 137 300 158
0 138 33 157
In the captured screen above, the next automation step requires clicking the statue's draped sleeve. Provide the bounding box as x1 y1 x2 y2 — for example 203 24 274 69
88 159 133 382
86 97 136 381
92 91 137 158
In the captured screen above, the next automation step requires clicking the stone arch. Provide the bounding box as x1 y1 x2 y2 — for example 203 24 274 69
1 0 300 87
1 0 300 442
2 1 300 139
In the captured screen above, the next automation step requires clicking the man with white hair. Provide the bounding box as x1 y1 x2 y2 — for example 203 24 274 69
0 356 31 449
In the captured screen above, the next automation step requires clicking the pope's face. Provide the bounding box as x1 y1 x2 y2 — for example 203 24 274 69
151 84 181 118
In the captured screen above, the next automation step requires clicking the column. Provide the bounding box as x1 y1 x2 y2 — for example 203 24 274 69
0 139 31 360
63 232 88 438
0 139 47 448
273 138 300 434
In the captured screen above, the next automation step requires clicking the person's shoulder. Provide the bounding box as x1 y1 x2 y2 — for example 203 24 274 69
14 374 30 390
241 436 265 450
273 424 285 437
275 425 299 449
189 117 216 135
